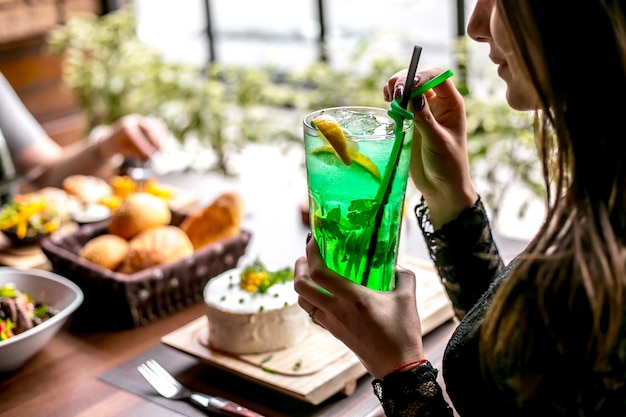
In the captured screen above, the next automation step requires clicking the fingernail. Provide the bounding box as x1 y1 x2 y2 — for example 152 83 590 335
413 95 425 111
394 85 404 99
306 231 312 243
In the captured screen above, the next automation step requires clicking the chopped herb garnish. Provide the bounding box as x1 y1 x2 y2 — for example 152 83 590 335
34 304 48 318
261 355 273 364
292 360 302 371
259 305 265 312
239 259 294 293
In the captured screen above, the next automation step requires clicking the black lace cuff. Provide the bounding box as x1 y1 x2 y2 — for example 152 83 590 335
415 195 487 248
372 362 454 416
414 196 503 318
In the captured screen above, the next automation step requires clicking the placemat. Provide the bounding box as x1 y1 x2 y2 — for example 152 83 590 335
98 344 350 417
99 344 209 417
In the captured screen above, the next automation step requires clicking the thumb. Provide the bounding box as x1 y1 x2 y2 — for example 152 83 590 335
394 265 417 295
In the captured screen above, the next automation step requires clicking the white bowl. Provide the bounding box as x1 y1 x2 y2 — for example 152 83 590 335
0 267 83 372
70 203 111 225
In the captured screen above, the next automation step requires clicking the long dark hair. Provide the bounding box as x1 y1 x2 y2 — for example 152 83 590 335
479 0 626 410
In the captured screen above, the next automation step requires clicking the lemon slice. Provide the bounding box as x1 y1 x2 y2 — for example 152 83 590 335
311 114 382 181
311 145 381 182
311 114 352 165
349 150 381 180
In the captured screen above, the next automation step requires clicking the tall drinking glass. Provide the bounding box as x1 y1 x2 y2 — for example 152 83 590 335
303 106 413 291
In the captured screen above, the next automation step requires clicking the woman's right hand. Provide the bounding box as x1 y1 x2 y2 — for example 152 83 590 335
294 237 425 380
384 67 478 228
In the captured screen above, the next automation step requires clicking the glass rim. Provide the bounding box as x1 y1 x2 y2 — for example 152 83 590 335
303 106 413 138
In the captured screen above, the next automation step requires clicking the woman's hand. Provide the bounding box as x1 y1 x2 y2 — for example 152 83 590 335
294 237 424 379
384 67 477 228
98 114 167 161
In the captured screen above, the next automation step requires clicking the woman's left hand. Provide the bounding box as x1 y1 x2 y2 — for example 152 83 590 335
294 237 425 379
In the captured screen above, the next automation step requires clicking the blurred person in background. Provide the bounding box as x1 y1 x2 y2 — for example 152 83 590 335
0 71 166 203
295 0 626 415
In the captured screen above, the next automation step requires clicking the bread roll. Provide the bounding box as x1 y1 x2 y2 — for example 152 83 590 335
63 175 112 204
108 193 171 239
80 234 129 271
124 225 194 273
180 192 244 250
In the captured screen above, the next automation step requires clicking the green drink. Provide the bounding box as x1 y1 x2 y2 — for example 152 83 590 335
303 106 413 291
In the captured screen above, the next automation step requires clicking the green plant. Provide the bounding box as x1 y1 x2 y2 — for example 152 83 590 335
47 8 299 176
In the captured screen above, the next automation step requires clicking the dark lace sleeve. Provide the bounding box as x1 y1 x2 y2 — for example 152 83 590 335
372 362 455 417
416 196 504 319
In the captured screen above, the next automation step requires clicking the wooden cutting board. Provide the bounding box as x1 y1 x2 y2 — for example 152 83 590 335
161 316 367 405
161 259 455 405
0 223 80 270
0 244 50 269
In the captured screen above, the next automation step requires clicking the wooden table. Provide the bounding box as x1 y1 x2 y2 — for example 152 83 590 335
0 162 462 416
0 300 457 417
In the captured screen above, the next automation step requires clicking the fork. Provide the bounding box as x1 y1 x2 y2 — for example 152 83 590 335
137 359 265 417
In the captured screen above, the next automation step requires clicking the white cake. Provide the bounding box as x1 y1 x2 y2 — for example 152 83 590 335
203 266 311 354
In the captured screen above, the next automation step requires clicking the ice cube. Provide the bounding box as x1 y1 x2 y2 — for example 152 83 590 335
332 109 394 136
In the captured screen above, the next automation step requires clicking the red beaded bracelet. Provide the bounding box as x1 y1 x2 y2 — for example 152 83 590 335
391 358 429 373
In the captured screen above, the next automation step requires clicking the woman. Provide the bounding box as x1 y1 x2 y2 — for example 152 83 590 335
294 0 626 415
0 72 165 203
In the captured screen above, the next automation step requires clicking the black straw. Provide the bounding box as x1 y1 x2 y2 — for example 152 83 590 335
400 46 422 109
361 45 422 288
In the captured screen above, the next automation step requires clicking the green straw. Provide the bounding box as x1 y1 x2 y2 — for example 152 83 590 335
360 45 421 287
